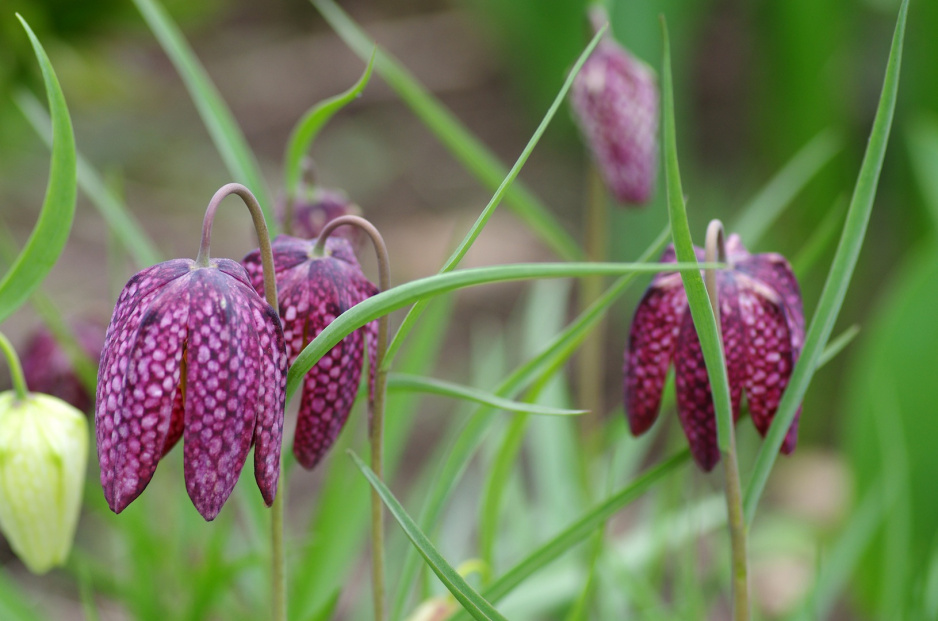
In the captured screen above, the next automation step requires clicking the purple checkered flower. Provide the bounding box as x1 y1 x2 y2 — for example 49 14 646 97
21 319 105 413
623 235 804 470
278 187 363 246
95 258 286 521
242 235 378 470
570 11 659 205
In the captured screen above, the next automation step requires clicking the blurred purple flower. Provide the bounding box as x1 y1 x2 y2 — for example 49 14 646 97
242 235 377 470
623 235 804 470
95 259 286 521
20 319 105 413
570 20 659 205
278 187 363 246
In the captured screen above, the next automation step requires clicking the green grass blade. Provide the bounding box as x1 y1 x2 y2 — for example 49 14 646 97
283 51 375 196
381 25 605 369
348 451 509 621
0 17 77 324
816 325 859 369
13 91 162 268
743 0 909 526
479 412 529 573
286 261 719 400
448 451 691 621
131 0 273 220
659 18 734 451
734 129 842 245
311 0 583 262
387 374 585 416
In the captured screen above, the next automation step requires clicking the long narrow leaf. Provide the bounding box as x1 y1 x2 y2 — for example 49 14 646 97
743 0 909 525
284 51 375 196
387 374 585 416
14 91 162 268
131 0 273 220
311 0 583 262
286 261 720 400
348 451 509 621
0 17 77 324
448 451 691 621
381 26 605 369
659 19 734 451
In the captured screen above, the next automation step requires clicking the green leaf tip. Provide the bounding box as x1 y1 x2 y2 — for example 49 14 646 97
0 15 77 324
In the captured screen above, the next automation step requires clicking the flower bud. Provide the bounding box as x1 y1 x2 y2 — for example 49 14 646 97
0 392 88 574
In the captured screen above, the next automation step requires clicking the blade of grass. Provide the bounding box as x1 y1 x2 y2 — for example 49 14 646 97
479 412 529 574
284 51 375 196
816 325 859 369
13 91 162 268
130 0 273 220
734 129 842 246
287 260 719 400
348 451 509 621
311 0 583 262
743 0 909 526
389 232 669 618
387 374 586 416
0 17 77 324
448 451 691 621
380 25 605 370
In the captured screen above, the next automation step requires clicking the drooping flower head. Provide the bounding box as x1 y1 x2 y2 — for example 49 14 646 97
278 186 363 247
242 234 378 470
570 7 659 205
623 235 804 470
20 319 105 413
96 257 287 521
0 389 87 574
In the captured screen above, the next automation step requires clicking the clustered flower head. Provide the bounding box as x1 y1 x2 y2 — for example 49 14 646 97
95 257 286 521
21 319 105 412
0 391 87 574
242 234 378 470
278 186 363 247
570 7 659 205
623 234 804 470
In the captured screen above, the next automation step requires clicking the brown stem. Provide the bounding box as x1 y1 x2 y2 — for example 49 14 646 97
705 219 750 621
315 214 391 621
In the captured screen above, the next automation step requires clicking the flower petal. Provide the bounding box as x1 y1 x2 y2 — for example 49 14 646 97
623 278 686 435
248 294 286 507
182 270 258 521
96 275 190 513
738 281 799 453
673 310 721 471
735 253 805 352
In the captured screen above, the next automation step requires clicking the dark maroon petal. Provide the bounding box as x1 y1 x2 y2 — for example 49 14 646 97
96 275 190 513
279 188 363 245
293 326 364 469
623 276 686 435
249 295 286 506
21 319 105 412
735 252 804 352
276 270 311 360
737 279 799 452
718 274 746 421
570 38 659 205
350 274 380 403
182 269 258 521
673 310 721 471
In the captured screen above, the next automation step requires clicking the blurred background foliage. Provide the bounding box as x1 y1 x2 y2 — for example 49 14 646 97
1 0 936 617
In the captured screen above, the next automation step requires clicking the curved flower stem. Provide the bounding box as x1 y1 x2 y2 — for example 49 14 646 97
315 214 391 621
705 219 749 621
0 332 28 402
197 182 285 621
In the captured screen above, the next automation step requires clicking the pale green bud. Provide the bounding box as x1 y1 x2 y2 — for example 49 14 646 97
0 391 88 574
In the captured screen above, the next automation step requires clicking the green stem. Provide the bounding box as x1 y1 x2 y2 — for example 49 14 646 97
314 215 391 621
0 332 28 402
704 220 749 621
197 183 285 621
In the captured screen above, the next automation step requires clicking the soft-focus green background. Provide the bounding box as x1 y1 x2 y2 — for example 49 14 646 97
1 0 936 618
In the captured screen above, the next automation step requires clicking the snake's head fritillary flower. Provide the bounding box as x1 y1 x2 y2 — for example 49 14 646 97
242 235 378 470
0 392 87 574
623 235 805 470
278 187 363 246
20 319 105 413
570 9 659 205
95 258 286 521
